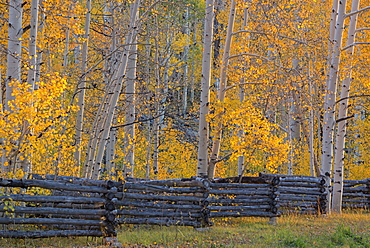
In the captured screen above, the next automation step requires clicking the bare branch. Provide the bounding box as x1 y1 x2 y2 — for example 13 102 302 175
346 6 370 18
342 42 370 51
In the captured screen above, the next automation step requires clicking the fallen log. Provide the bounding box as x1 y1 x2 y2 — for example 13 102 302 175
278 195 320 202
343 185 368 193
342 192 370 198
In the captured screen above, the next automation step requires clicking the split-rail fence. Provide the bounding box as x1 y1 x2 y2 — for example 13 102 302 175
0 173 368 239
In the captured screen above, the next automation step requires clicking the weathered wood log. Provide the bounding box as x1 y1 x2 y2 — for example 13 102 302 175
209 189 275 195
343 178 370 187
259 173 323 184
115 210 201 218
0 179 109 193
342 198 369 203
130 178 210 188
279 182 322 188
0 194 105 205
208 205 274 211
343 185 368 193
209 183 271 189
124 183 205 194
342 192 370 198
40 202 104 209
279 202 317 208
121 192 204 202
278 195 320 202
0 230 104 238
210 199 278 206
29 174 122 188
278 187 324 195
0 206 107 216
113 200 203 210
342 203 369 208
0 217 103 226
233 194 278 200
213 176 278 185
116 217 202 227
210 211 279 218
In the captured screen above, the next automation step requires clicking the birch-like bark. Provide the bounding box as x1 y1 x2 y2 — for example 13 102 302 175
197 0 215 177
123 3 138 177
6 0 23 109
27 0 39 91
75 0 92 171
89 0 141 180
237 6 248 177
5 0 23 173
182 8 190 117
208 0 236 179
332 0 360 213
321 0 347 214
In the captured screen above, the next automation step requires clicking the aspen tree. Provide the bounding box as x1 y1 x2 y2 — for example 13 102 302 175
86 0 141 179
322 0 347 213
75 0 91 170
332 0 360 213
5 0 23 173
197 0 215 178
123 2 139 177
208 0 237 179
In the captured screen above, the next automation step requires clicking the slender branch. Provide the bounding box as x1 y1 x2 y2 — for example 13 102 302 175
232 30 309 45
342 42 370 51
336 114 355 123
335 94 370 104
111 113 165 129
346 6 370 18
356 28 370 32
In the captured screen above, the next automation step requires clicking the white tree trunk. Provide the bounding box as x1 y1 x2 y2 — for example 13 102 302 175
27 0 39 91
197 0 215 177
88 0 141 180
208 0 236 179
5 0 23 173
123 3 138 178
321 0 347 214
332 0 360 213
75 0 92 171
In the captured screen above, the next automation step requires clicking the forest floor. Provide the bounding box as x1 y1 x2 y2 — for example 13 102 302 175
0 210 369 247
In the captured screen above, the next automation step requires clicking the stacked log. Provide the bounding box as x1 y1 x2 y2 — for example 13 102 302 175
260 173 327 215
0 177 119 238
115 178 210 228
342 179 370 209
208 176 280 218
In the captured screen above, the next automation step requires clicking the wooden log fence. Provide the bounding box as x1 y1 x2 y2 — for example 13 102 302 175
0 173 368 239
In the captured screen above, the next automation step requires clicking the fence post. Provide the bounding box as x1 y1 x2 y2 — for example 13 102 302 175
268 176 280 225
102 182 122 247
318 176 328 215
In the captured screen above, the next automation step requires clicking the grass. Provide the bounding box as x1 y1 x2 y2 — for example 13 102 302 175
0 210 369 247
